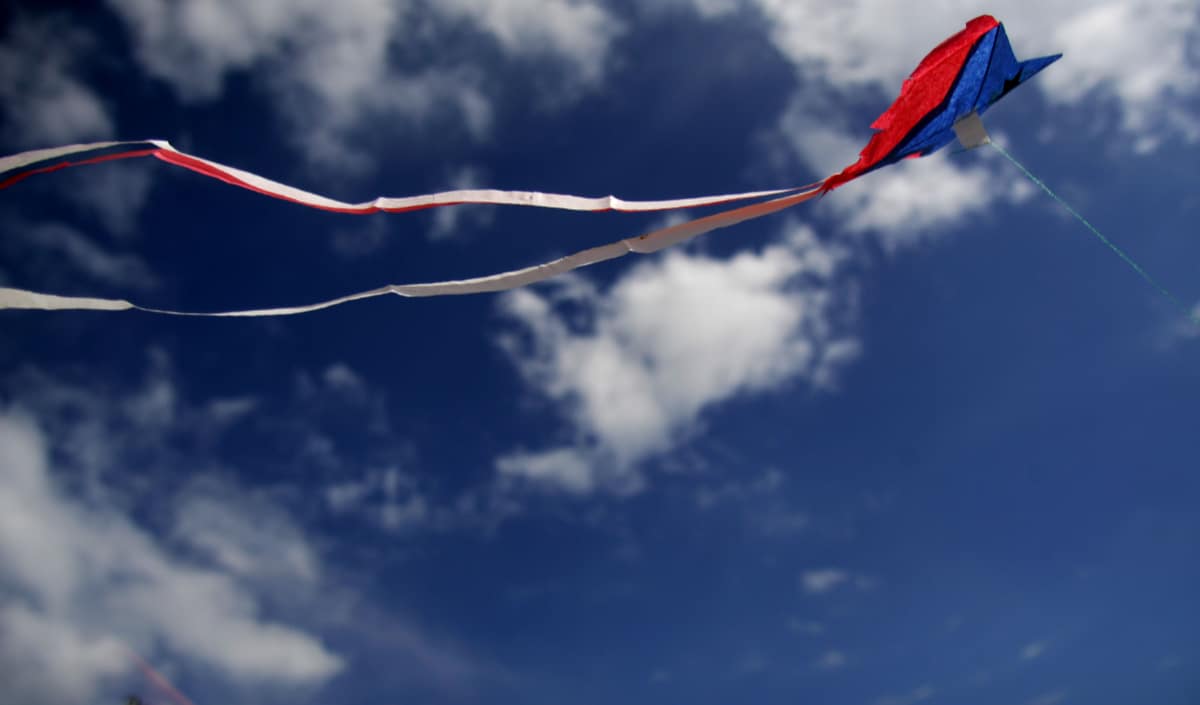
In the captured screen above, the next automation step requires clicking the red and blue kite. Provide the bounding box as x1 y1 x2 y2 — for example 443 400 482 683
0 15 1061 315
824 14 1061 191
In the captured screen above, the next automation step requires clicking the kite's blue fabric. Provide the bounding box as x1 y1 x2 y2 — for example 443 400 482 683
896 27 1001 160
883 24 1062 164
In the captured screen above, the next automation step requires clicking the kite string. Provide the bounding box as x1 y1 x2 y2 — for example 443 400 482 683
989 140 1199 326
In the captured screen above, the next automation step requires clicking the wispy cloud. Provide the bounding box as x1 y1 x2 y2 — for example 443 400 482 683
799 567 877 596
787 618 825 636
1021 640 1049 661
814 649 848 671
0 353 516 703
875 684 935 705
1026 689 1068 705
106 0 623 170
0 412 343 704
801 568 850 595
0 17 112 148
59 161 156 238
1 221 158 291
429 165 495 240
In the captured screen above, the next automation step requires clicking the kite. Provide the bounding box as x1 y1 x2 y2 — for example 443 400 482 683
0 15 1068 316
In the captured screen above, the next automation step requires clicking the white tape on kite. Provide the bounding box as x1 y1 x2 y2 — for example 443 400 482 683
0 186 823 316
0 140 811 214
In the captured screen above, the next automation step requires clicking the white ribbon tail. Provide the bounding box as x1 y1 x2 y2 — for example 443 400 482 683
0 186 824 316
1 140 813 214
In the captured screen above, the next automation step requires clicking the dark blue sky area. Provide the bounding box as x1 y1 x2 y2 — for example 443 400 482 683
0 3 1197 705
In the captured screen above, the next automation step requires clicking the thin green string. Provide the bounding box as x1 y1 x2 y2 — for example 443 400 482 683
989 140 1199 327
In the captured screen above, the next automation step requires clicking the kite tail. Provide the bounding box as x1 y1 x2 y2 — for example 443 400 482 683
990 141 1200 328
0 140 816 215
127 648 199 705
0 184 824 316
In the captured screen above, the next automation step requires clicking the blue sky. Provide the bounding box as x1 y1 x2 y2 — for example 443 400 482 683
0 2 1198 705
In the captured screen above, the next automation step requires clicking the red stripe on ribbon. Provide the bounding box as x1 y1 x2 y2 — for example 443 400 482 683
0 148 158 190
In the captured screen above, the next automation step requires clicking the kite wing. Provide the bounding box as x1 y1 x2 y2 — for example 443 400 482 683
0 15 1059 317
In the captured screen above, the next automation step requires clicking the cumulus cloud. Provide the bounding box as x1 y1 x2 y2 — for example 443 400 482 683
108 0 456 171
800 568 850 594
106 0 621 169
494 224 859 495
0 17 112 148
438 0 621 85
0 221 157 293
0 354 515 701
0 413 343 705
1038 2 1199 152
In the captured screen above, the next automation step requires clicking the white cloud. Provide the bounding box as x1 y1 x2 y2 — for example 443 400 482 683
204 396 259 425
106 0 622 169
429 165 495 240
814 649 848 670
324 468 431 533
0 413 342 704
787 618 825 636
775 103 1033 250
172 482 321 586
495 224 858 494
108 0 424 171
1 221 157 292
1026 690 1068 705
0 603 128 705
1178 304 1200 340
331 217 394 259
108 0 395 102
1 357 512 701
694 467 784 509
801 568 850 595
693 468 810 537
1021 640 1048 661
60 161 156 237
323 361 367 394
1039 3 1200 152
0 18 112 148
439 0 621 84
875 684 936 705
496 447 599 495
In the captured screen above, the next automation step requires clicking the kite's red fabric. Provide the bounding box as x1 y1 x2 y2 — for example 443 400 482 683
822 15 1000 191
